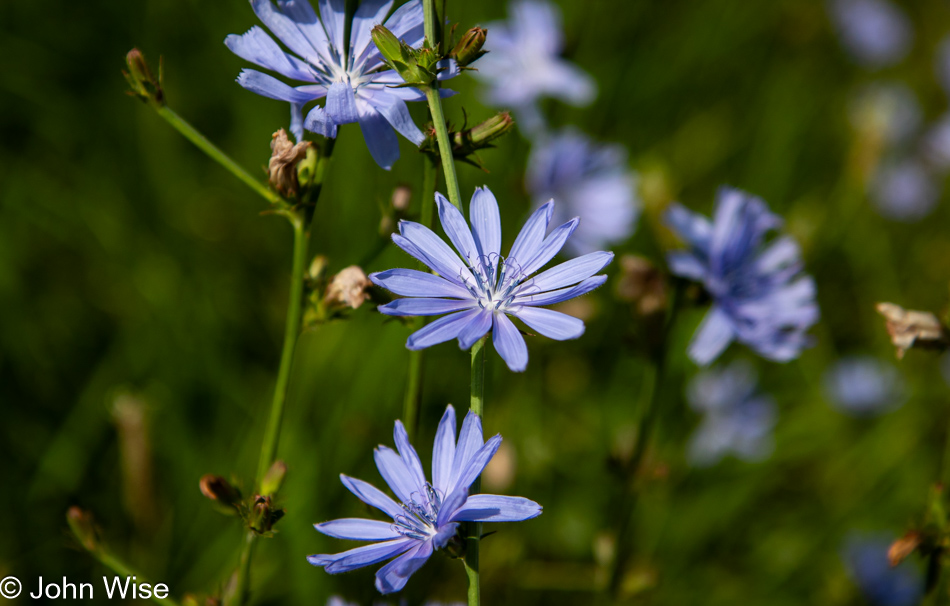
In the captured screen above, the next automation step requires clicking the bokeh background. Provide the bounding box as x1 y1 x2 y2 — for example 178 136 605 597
3 0 950 604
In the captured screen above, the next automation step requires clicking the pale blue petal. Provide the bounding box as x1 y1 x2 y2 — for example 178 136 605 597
511 307 584 340
384 0 424 44
513 275 606 306
470 186 502 274
318 538 415 574
406 309 482 350
519 217 579 277
290 102 305 142
319 0 346 53
518 251 613 294
225 26 316 81
393 420 428 501
688 306 736 366
339 474 404 519
251 0 323 62
237 69 323 103
431 405 457 493
398 221 475 285
492 312 528 372
327 81 360 124
437 58 459 80
452 434 502 494
304 104 338 138
374 540 433 594
437 193 481 268
436 485 468 528
351 0 395 62
358 101 400 170
508 201 554 269
665 203 713 254
448 411 484 494
450 494 543 523
315 518 402 541
378 298 476 316
373 446 416 503
363 90 425 145
666 251 707 281
370 268 473 299
457 309 493 349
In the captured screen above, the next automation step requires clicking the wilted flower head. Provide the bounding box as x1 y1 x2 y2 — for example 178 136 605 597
823 356 906 416
828 0 913 69
870 159 939 222
325 265 373 310
526 129 639 254
686 361 776 466
226 0 455 169
370 186 613 372
876 302 950 358
842 533 923 606
474 0 596 133
308 405 542 594
665 187 819 366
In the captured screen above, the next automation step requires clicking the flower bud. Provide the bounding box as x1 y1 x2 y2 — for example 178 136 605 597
888 531 923 567
324 266 372 311
267 129 312 199
199 475 243 514
308 255 329 282
260 460 287 498
391 185 412 212
423 112 515 169
371 25 439 87
123 48 164 107
876 302 950 358
450 27 488 68
67 507 101 553
248 495 285 534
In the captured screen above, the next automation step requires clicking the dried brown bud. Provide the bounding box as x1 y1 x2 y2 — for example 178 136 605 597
391 185 412 212
199 475 242 510
67 507 100 553
324 266 372 310
876 302 950 359
888 531 923 567
616 255 667 316
124 48 164 106
267 129 312 199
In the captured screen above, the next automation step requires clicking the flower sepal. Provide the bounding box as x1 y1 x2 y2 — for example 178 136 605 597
123 48 165 108
371 25 442 88
421 112 515 170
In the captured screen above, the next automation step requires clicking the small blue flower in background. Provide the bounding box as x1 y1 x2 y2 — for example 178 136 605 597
922 113 950 173
226 0 454 169
665 187 819 366
870 159 939 222
686 361 776 466
474 0 596 134
849 82 921 148
370 186 613 372
308 405 542 594
823 356 906 416
525 128 640 255
828 0 913 69
842 533 923 606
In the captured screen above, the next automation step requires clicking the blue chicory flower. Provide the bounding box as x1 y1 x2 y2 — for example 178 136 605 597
370 186 613 372
526 128 640 255
225 0 454 169
828 0 913 69
474 0 596 134
870 159 939 222
308 405 542 594
842 533 923 606
665 187 819 366
686 361 776 466
823 356 906 416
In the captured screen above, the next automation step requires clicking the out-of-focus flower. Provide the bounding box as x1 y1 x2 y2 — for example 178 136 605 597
474 0 596 133
665 187 819 365
869 159 939 222
225 0 456 169
526 129 639 254
370 186 612 372
308 405 542 594
325 266 372 310
876 302 950 359
828 0 913 69
686 361 776 466
849 83 921 147
921 113 950 173
823 356 906 416
842 533 923 606
325 597 356 606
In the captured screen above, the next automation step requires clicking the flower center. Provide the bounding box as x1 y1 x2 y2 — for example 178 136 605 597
465 255 527 313
392 483 443 541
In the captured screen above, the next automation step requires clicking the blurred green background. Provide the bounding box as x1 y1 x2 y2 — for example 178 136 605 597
4 0 950 604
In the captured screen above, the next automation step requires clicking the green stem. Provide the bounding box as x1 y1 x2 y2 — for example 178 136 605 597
87 549 180 606
155 106 282 206
256 215 309 486
464 337 487 606
229 531 257 606
424 87 462 211
424 0 439 50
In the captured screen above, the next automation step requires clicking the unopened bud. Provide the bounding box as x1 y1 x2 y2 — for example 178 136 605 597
371 25 439 87
391 185 412 212
888 531 923 567
324 266 372 310
199 475 242 512
450 27 488 68
67 507 100 553
123 48 164 106
424 113 515 169
616 255 667 316
249 495 285 534
261 460 287 497
268 129 312 199
308 255 329 282
876 302 950 359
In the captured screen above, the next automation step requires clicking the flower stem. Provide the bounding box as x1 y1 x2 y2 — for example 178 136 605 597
424 87 462 212
155 106 282 206
464 336 487 606
229 531 257 606
74 541 180 606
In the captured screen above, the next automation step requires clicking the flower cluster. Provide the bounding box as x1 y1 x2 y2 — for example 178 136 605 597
308 405 541 594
